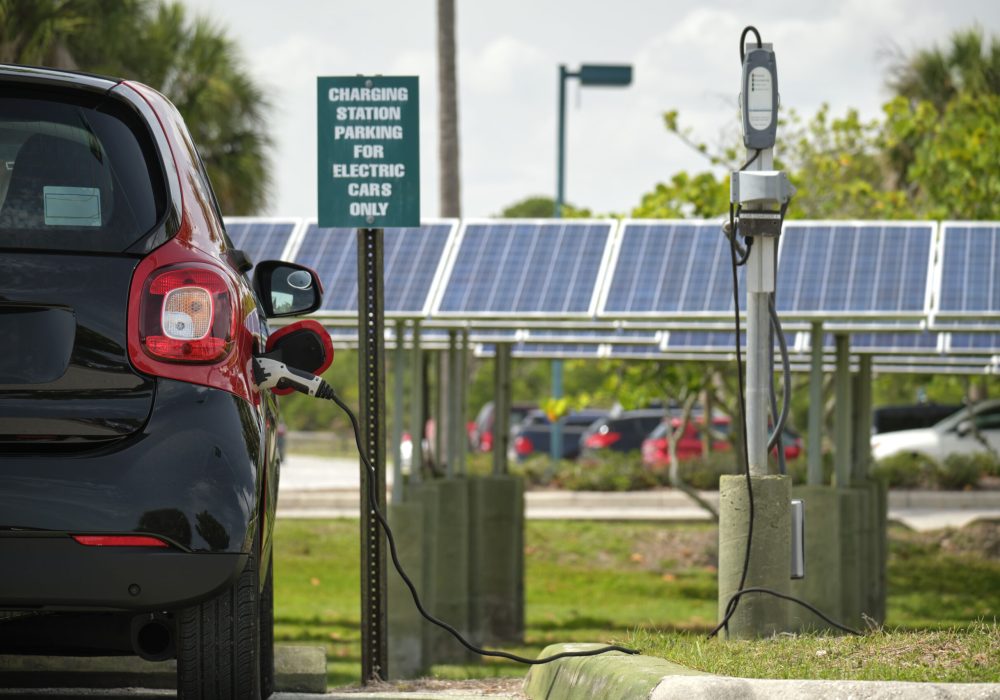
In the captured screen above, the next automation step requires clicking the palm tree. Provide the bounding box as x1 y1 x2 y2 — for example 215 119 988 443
437 0 461 217
0 0 270 215
888 27 1000 110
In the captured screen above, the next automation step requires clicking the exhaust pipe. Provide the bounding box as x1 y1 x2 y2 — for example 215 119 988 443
130 613 175 662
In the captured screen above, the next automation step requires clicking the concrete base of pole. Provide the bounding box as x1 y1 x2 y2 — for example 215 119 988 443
837 488 865 628
718 475 792 639
789 485 842 632
469 475 525 644
424 478 475 664
408 481 438 669
872 479 888 624
386 501 425 678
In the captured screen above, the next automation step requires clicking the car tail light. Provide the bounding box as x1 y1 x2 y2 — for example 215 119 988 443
139 266 234 363
481 430 493 451
514 435 534 456
72 535 169 548
584 431 621 449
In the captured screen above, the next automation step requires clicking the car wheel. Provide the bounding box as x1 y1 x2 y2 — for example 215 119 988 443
260 558 275 698
176 544 261 699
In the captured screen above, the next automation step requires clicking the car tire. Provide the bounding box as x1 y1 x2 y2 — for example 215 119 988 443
260 558 275 698
176 544 261 699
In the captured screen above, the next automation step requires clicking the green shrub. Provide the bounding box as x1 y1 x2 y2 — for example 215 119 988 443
556 452 658 491
871 452 935 489
677 451 739 490
934 453 989 490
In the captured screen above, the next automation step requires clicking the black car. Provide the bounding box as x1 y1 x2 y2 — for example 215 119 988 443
579 409 667 455
0 64 324 698
512 408 609 460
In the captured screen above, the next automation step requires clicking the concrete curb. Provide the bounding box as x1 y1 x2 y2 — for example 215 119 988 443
522 643 706 700
522 643 1000 700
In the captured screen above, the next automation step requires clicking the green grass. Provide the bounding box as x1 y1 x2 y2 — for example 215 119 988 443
272 519 1000 687
628 624 1000 683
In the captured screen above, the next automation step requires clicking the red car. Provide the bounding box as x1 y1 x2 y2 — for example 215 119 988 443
641 416 802 468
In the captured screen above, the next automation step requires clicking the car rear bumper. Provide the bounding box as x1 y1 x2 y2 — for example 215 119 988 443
0 536 246 611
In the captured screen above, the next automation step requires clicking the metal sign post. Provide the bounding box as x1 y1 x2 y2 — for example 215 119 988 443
357 227 388 681
317 73 420 683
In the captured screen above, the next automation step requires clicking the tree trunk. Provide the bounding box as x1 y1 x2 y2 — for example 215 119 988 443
437 0 461 217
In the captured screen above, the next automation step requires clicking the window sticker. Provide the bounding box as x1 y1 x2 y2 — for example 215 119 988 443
43 186 101 227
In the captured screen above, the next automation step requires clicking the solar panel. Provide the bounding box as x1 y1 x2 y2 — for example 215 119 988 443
433 220 615 317
223 218 301 267
663 330 789 351
935 222 1000 318
292 220 458 317
945 333 1000 355
777 221 934 318
522 329 660 345
599 220 744 318
474 342 600 359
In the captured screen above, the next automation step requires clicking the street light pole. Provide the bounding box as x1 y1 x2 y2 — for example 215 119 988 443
551 63 632 462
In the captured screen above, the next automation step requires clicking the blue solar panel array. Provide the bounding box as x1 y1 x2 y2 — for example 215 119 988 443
435 221 614 316
777 222 933 316
937 223 1000 316
224 218 299 267
601 221 744 316
292 221 457 316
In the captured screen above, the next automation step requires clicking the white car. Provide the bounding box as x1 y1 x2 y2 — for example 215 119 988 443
871 399 1000 465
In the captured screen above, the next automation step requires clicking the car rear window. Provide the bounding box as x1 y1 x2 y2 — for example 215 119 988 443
0 87 166 253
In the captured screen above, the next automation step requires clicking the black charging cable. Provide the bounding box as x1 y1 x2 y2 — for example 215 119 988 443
306 383 639 664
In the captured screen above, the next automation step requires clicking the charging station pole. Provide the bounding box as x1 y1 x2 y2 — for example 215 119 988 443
717 35 796 638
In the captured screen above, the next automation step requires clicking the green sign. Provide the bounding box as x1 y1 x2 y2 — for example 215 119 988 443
317 76 420 228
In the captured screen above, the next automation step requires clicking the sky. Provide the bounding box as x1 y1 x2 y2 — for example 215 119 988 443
182 0 1000 219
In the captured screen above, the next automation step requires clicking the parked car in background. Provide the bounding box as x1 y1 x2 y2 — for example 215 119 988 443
579 408 667 456
871 399 1000 465
872 403 962 435
470 401 537 452
640 416 803 468
512 408 609 461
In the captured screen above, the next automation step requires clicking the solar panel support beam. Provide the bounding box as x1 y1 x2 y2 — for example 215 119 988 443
807 322 825 485
833 334 853 489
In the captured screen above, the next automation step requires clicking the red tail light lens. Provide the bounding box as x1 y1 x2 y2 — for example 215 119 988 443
140 266 234 363
514 435 534 456
72 535 169 548
480 431 493 451
585 430 621 449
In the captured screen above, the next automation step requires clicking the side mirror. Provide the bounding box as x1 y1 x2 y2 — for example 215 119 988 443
956 420 974 437
264 319 333 395
253 261 324 318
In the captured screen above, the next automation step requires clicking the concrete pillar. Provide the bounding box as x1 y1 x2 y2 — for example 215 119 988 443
387 500 424 677
409 322 423 484
807 322 825 485
468 475 524 644
852 355 873 483
392 321 405 504
424 478 475 664
458 330 469 475
833 335 852 488
447 331 459 478
408 481 437 667
789 485 842 631
718 474 792 638
837 488 864 628
872 478 888 624
493 344 512 476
